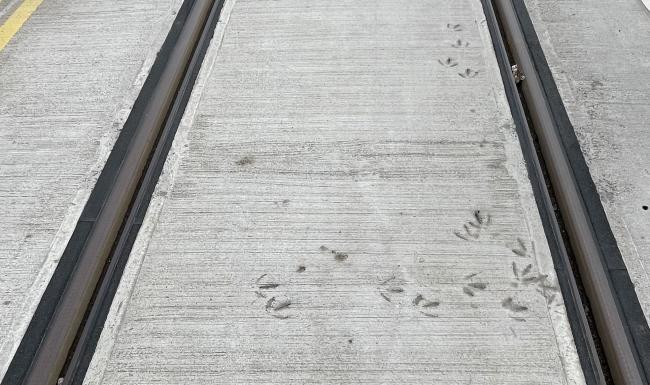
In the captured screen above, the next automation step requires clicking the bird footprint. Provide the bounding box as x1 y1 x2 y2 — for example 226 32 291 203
438 57 458 67
459 68 479 78
451 39 469 48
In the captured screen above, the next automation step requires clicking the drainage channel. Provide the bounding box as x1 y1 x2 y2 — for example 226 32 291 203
482 0 650 384
1 1 225 384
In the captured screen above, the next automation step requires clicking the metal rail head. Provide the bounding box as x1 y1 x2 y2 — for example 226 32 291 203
480 1 606 384
490 0 647 384
10 1 216 385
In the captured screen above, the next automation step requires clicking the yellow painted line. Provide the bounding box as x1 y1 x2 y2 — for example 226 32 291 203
0 0 44 52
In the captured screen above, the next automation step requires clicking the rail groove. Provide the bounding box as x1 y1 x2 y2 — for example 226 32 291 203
1 0 224 384
483 0 650 384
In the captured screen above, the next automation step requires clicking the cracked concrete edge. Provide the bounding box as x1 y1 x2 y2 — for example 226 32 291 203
0 1 184 380
470 0 585 383
81 1 237 383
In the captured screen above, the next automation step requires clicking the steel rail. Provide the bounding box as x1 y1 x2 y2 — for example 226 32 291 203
3 1 645 384
480 1 606 383
61 0 225 382
3 1 216 384
490 0 647 384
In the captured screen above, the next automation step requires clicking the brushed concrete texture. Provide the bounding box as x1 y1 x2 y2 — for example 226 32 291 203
0 0 183 378
0 0 21 25
523 0 650 323
86 0 584 384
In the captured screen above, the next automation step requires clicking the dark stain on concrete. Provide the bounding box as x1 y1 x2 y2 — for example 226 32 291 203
235 156 255 166
333 251 348 262
320 245 349 262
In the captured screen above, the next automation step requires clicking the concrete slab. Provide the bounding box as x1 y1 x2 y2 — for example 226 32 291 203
523 0 650 323
0 0 21 25
85 0 584 384
0 0 182 377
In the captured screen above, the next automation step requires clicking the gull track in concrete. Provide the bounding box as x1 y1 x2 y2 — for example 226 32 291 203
483 0 650 384
0 0 225 384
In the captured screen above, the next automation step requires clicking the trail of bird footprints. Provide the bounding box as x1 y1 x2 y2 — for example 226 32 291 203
249 22 542 322
440 23 479 79
454 210 561 322
252 206 558 324
252 244 353 320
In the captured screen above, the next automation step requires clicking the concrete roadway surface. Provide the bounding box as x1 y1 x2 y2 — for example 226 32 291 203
86 0 583 384
0 0 183 378
524 0 650 325
0 0 648 384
